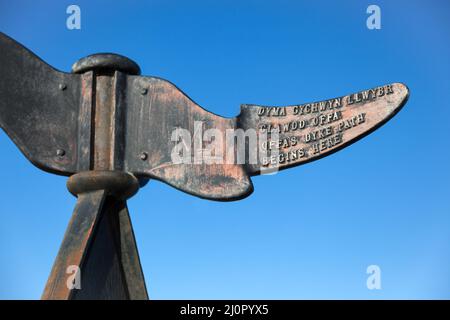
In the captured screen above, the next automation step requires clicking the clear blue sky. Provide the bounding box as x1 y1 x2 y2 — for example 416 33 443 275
1 0 450 299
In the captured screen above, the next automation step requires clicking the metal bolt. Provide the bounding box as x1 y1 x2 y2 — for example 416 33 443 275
56 149 66 157
140 152 148 161
140 87 148 95
59 83 67 91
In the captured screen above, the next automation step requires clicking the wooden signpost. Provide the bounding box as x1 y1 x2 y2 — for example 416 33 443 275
0 32 409 299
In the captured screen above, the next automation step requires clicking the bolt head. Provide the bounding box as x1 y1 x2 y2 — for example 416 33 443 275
140 87 148 95
140 152 148 161
56 149 66 157
59 84 67 91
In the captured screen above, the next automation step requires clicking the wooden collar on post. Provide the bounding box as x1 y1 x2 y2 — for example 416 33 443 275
67 171 139 200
